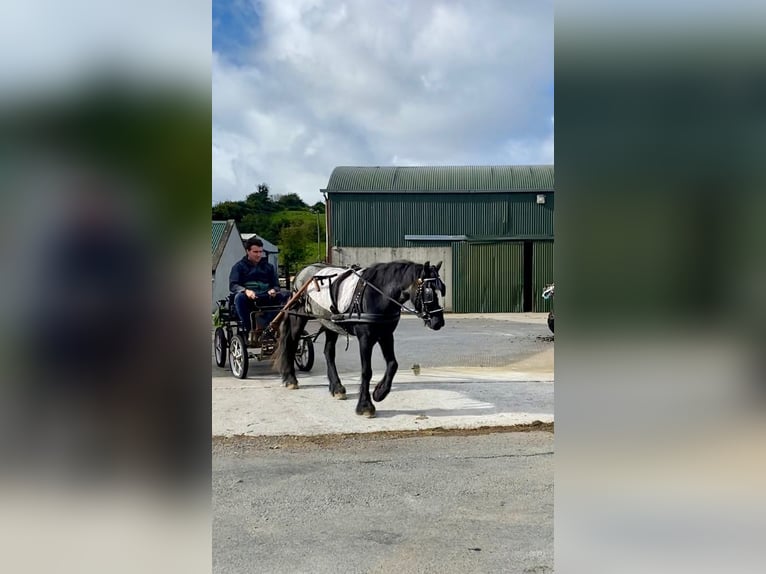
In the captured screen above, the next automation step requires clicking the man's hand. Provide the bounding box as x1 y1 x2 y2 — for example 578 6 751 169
267 288 277 297
244 289 257 300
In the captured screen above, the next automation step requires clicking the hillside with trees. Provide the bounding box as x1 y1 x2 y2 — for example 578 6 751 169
212 183 326 286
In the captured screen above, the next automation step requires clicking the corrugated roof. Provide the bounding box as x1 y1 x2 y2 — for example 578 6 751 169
212 220 236 272
324 165 554 193
212 221 227 254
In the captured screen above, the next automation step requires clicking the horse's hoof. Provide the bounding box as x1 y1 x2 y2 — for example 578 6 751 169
285 382 299 390
333 392 347 400
356 408 376 418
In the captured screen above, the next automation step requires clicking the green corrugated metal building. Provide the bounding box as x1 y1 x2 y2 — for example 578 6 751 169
322 165 554 313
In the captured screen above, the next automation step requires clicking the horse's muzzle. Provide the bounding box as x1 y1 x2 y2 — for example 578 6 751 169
426 311 445 331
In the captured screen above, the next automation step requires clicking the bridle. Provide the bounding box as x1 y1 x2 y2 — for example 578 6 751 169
346 266 445 324
413 277 445 323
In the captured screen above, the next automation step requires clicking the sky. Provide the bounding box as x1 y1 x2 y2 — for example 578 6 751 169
212 0 553 206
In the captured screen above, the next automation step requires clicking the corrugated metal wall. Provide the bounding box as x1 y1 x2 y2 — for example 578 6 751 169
533 241 554 312
452 242 524 313
331 193 553 247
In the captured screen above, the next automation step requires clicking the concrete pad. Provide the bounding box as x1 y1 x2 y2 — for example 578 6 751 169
212 368 553 437
212 313 554 437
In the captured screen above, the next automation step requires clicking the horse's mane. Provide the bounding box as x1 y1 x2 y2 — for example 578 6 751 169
361 260 423 297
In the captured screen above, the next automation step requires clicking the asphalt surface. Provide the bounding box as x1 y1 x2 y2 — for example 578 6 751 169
214 313 554 374
212 314 554 436
213 431 553 574
213 314 554 573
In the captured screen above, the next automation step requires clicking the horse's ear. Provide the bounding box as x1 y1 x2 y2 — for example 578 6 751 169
434 261 442 272
422 261 430 276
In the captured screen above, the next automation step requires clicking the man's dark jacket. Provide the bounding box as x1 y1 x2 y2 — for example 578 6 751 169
229 256 279 296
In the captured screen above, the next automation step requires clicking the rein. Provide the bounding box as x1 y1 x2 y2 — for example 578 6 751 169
347 267 443 323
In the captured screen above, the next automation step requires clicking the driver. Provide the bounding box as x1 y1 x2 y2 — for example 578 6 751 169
229 237 287 344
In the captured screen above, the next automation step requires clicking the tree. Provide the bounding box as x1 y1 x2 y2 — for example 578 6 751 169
310 201 325 214
278 220 312 289
244 183 276 214
238 213 278 240
274 193 308 211
212 200 245 222
211 183 326 269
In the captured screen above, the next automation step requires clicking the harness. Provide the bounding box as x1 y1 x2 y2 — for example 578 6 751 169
327 268 355 314
329 268 444 326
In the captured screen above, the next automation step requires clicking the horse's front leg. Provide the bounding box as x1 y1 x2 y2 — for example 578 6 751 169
355 332 377 417
373 330 397 402
323 330 346 399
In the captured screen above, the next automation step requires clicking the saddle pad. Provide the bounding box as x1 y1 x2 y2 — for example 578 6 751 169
304 266 364 318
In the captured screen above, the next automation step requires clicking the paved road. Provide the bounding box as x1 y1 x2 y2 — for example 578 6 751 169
212 314 554 436
213 431 553 574
213 313 553 375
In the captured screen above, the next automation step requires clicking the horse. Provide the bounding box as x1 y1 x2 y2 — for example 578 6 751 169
272 260 446 417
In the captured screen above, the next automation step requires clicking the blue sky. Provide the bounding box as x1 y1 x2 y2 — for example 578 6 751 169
212 0 553 206
212 0 261 66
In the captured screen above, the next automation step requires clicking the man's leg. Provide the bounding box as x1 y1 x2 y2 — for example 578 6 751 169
233 292 254 334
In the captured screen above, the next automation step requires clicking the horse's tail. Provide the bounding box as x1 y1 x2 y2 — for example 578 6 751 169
271 315 294 374
272 263 320 374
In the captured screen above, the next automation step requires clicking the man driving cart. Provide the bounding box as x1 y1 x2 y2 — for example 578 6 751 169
229 237 287 345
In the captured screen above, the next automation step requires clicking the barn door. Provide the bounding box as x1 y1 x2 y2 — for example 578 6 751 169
452 242 524 313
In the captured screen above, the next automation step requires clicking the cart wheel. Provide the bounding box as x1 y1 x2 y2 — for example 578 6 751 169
547 312 554 334
294 332 315 372
229 333 249 379
214 327 227 367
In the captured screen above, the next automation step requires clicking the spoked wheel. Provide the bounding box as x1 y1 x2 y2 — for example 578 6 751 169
294 331 315 372
214 327 227 367
229 333 249 379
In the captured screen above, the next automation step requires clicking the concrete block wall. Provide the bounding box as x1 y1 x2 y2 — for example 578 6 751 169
330 246 453 311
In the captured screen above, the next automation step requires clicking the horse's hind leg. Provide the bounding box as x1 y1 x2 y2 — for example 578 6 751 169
276 314 307 389
323 330 346 400
372 330 398 403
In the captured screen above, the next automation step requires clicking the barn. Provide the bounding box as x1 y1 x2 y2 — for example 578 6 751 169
212 219 244 311
323 165 554 313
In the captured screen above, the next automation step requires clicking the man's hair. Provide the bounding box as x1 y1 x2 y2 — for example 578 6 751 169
245 237 264 251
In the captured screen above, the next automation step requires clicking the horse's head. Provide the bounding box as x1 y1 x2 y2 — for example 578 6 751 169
414 261 446 330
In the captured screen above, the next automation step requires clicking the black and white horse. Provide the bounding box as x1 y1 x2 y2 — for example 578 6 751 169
272 260 446 417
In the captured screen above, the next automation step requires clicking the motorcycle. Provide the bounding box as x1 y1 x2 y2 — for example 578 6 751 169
541 283 554 333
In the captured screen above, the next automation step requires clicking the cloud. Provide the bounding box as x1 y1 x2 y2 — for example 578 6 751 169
504 115 555 165
213 0 553 205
